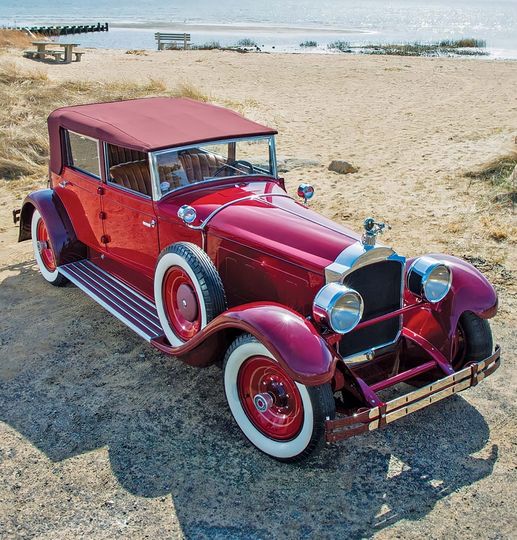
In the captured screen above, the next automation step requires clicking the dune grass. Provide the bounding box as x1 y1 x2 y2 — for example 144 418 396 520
0 29 35 50
0 61 212 182
300 40 318 48
236 38 258 48
328 37 488 57
327 41 351 52
190 41 222 50
466 153 517 186
438 38 487 48
466 153 517 208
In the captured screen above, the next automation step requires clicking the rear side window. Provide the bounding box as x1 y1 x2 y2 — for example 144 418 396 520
66 131 100 178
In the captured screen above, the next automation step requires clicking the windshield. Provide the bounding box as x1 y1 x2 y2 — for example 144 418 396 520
153 136 276 196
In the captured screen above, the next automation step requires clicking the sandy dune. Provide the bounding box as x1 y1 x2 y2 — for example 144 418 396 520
1 49 516 538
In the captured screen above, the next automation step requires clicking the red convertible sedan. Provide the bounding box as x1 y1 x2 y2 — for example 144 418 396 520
16 97 500 461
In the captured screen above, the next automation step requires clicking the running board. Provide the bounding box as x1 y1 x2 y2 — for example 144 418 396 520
59 260 164 342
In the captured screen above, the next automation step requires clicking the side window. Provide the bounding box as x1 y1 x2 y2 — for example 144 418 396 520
67 131 100 178
106 143 152 198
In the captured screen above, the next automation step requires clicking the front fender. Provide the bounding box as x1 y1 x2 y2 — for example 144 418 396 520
152 302 338 386
404 254 498 359
18 189 86 265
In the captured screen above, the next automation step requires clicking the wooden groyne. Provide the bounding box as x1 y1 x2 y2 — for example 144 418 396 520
3 23 109 36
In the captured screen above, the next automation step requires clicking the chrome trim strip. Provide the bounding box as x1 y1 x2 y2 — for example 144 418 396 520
325 242 403 284
151 135 277 201
331 241 406 361
64 264 162 335
74 261 161 329
186 193 294 230
265 203 359 239
80 260 156 310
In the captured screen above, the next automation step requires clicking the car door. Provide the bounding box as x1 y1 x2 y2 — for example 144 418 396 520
101 144 159 279
54 130 105 251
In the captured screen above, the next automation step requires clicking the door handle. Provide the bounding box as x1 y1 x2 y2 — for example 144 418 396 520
142 219 156 228
58 180 70 188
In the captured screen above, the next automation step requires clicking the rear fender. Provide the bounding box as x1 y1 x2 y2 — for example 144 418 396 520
18 189 86 265
152 303 338 386
404 254 498 359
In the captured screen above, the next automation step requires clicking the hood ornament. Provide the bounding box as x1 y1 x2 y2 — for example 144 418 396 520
362 217 391 247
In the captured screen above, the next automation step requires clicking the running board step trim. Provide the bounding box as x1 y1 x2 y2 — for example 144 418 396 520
59 260 163 342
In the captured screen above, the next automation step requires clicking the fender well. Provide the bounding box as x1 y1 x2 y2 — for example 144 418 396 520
152 302 338 386
404 253 498 359
18 189 86 265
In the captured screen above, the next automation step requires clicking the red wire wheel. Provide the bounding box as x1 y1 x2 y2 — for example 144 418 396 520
162 267 201 341
36 218 57 272
237 355 304 441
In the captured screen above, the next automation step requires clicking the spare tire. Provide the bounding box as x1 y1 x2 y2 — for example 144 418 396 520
154 242 226 347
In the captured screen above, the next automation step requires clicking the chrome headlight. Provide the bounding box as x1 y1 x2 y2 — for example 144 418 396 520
313 283 364 334
407 256 452 303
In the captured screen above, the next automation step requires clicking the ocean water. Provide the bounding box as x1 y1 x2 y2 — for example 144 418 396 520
2 0 517 57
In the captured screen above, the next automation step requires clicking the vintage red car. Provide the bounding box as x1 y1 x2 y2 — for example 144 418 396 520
16 97 500 461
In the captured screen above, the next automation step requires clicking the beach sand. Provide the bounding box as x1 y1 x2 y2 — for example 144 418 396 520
1 48 516 538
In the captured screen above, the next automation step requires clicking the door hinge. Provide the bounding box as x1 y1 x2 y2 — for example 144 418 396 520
100 234 110 244
99 211 107 220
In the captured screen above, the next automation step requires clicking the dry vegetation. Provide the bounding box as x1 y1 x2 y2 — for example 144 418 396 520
0 61 214 186
0 57 261 192
0 29 35 51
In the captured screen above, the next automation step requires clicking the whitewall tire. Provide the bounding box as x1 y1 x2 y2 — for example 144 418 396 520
31 209 67 286
224 334 336 462
154 242 226 347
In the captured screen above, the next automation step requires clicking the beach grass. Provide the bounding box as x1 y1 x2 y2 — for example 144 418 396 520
327 40 351 52
0 61 211 182
328 38 488 57
190 41 222 50
466 153 517 208
466 154 517 186
236 38 258 48
0 29 35 50
300 40 318 48
438 38 487 48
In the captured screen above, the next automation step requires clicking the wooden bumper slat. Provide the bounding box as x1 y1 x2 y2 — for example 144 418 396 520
326 346 501 443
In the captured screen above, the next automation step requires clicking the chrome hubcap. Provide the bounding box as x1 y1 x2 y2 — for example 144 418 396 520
253 392 274 413
36 240 48 252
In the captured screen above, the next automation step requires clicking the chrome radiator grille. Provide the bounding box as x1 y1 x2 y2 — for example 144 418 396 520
338 260 403 359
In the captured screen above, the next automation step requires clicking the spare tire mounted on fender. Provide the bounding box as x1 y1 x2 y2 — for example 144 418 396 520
154 242 226 347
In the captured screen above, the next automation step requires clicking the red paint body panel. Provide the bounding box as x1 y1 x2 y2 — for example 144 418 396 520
53 167 105 252
18 189 86 265
17 99 499 401
151 302 338 386
102 184 159 278
403 254 499 360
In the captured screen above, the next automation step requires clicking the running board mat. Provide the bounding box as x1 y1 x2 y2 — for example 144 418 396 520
59 260 163 342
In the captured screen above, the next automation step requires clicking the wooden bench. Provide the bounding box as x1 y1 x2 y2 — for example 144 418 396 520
155 33 191 50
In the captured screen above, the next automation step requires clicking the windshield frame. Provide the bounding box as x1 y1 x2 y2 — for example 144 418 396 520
149 135 278 201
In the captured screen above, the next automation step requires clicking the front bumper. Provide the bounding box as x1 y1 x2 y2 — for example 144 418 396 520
325 345 501 442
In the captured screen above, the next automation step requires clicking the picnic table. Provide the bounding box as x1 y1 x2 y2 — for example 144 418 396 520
25 41 83 63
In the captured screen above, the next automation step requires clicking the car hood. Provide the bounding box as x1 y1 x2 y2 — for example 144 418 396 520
158 180 361 273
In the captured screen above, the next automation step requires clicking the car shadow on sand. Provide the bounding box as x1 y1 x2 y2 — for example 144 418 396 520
0 264 498 539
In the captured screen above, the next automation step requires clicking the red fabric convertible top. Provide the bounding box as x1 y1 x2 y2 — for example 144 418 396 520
48 97 277 174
